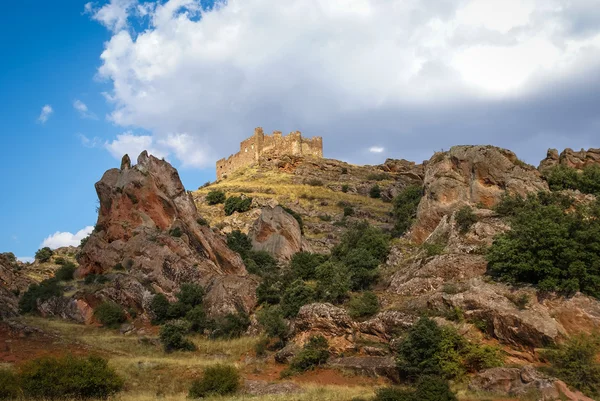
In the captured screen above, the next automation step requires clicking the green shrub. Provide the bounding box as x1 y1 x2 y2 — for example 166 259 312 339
167 301 191 319
35 247 53 263
282 206 304 234
281 280 315 318
413 376 458 401
331 222 390 290
255 336 269 357
257 305 288 341
224 196 253 216
185 306 209 333
392 185 423 236
169 227 183 237
0 368 20 400
211 312 250 339
176 284 205 308
113 262 124 271
55 262 76 281
306 179 323 186
150 293 170 324
256 276 284 306
290 252 328 280
545 165 600 195
54 257 67 265
244 250 278 277
368 172 389 181
80 235 90 248
455 206 477 234
488 193 600 297
370 184 382 199
543 334 600 397
315 261 350 304
188 364 240 398
343 206 354 217
226 230 253 255
206 190 226 205
341 167 348 174
347 291 380 319
374 387 414 401
319 214 332 221
396 317 502 381
84 274 97 285
288 335 330 373
94 302 126 328
19 278 62 314
422 242 445 257
196 217 209 226
19 355 124 400
159 321 196 352
341 184 349 193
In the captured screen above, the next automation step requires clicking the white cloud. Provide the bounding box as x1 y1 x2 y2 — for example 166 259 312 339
38 105 53 123
104 131 168 160
17 257 34 264
85 0 136 32
78 133 102 148
73 100 97 119
91 0 600 167
41 226 94 249
369 147 385 153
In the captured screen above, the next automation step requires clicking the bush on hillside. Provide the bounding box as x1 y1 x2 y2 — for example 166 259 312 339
455 206 477 234
211 311 250 339
159 321 196 352
0 368 20 400
169 227 183 237
185 306 210 333
281 279 315 318
347 291 380 319
290 252 328 281
392 185 423 236
331 222 390 290
150 293 170 324
206 190 226 205
188 364 240 399
226 230 253 255
488 192 600 297
543 334 600 397
370 184 382 199
256 276 284 306
315 261 350 304
368 172 389 181
35 247 54 263
19 278 62 314
396 317 502 381
94 302 127 328
224 196 253 216
545 165 600 195
176 284 205 308
19 355 124 400
287 335 330 374
55 262 76 281
257 305 288 341
343 206 354 217
341 184 349 193
244 250 278 276
374 377 457 401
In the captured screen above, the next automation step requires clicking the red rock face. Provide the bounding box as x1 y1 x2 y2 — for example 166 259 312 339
539 148 600 172
411 146 548 244
77 152 257 317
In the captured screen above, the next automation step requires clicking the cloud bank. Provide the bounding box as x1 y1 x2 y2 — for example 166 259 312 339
38 105 53 124
90 0 600 167
41 226 94 249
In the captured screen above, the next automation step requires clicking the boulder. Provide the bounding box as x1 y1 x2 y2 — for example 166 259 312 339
74 152 257 319
249 206 302 260
412 145 547 243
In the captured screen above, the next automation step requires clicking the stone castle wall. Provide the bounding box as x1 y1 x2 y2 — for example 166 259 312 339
216 128 323 179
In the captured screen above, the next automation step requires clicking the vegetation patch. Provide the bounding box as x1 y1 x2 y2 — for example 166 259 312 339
545 165 600 195
159 321 197 352
392 185 423 236
205 189 226 205
35 247 53 263
224 196 253 216
347 291 380 319
94 302 127 328
19 278 62 314
188 364 240 399
455 206 477 234
55 262 76 281
285 335 330 375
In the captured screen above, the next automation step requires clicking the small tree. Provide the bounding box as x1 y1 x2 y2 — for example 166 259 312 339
257 305 288 341
281 280 315 318
55 262 76 281
35 247 53 263
290 252 328 281
206 190 226 205
347 291 380 319
150 293 170 324
176 283 205 308
224 196 252 216
370 184 382 199
211 311 251 339
159 321 196 352
392 185 423 236
94 302 127 328
455 206 477 234
315 261 350 304
188 365 240 398
226 230 253 255
287 335 330 373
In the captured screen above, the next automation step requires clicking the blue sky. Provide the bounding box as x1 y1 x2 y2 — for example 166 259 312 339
1 0 599 260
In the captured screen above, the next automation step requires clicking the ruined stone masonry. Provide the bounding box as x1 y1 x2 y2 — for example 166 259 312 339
216 127 323 179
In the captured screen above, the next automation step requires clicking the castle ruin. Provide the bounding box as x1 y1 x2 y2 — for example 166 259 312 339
216 128 323 179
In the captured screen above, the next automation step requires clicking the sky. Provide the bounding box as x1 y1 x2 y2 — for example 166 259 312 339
1 0 599 261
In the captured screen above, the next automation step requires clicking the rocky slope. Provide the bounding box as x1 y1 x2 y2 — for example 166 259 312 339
539 147 600 172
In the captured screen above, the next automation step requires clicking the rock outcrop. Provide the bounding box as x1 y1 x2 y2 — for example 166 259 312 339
0 253 31 320
249 206 302 260
76 152 257 318
539 148 600 172
412 146 547 243
470 366 594 401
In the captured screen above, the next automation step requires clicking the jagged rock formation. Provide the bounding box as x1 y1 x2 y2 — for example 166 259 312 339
75 151 257 318
539 148 600 172
0 253 29 320
411 145 548 243
249 206 302 260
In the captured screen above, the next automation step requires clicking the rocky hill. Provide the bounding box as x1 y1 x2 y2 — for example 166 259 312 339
2 145 600 401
